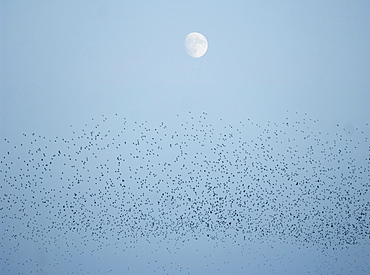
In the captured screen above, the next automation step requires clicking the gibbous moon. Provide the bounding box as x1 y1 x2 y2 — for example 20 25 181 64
185 32 208 58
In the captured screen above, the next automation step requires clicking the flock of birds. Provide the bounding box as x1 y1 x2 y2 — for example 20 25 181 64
1 111 369 272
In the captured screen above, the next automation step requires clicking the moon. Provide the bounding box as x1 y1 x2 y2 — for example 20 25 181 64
185 32 208 58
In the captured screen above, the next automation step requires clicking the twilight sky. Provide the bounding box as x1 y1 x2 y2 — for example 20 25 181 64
1 1 369 274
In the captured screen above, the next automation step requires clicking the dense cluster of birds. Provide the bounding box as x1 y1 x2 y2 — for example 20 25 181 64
1 112 369 258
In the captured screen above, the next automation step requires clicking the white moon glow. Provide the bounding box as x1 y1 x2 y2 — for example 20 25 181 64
185 32 208 58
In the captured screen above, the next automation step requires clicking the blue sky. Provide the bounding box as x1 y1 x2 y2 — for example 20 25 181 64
1 1 370 274
2 1 369 137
